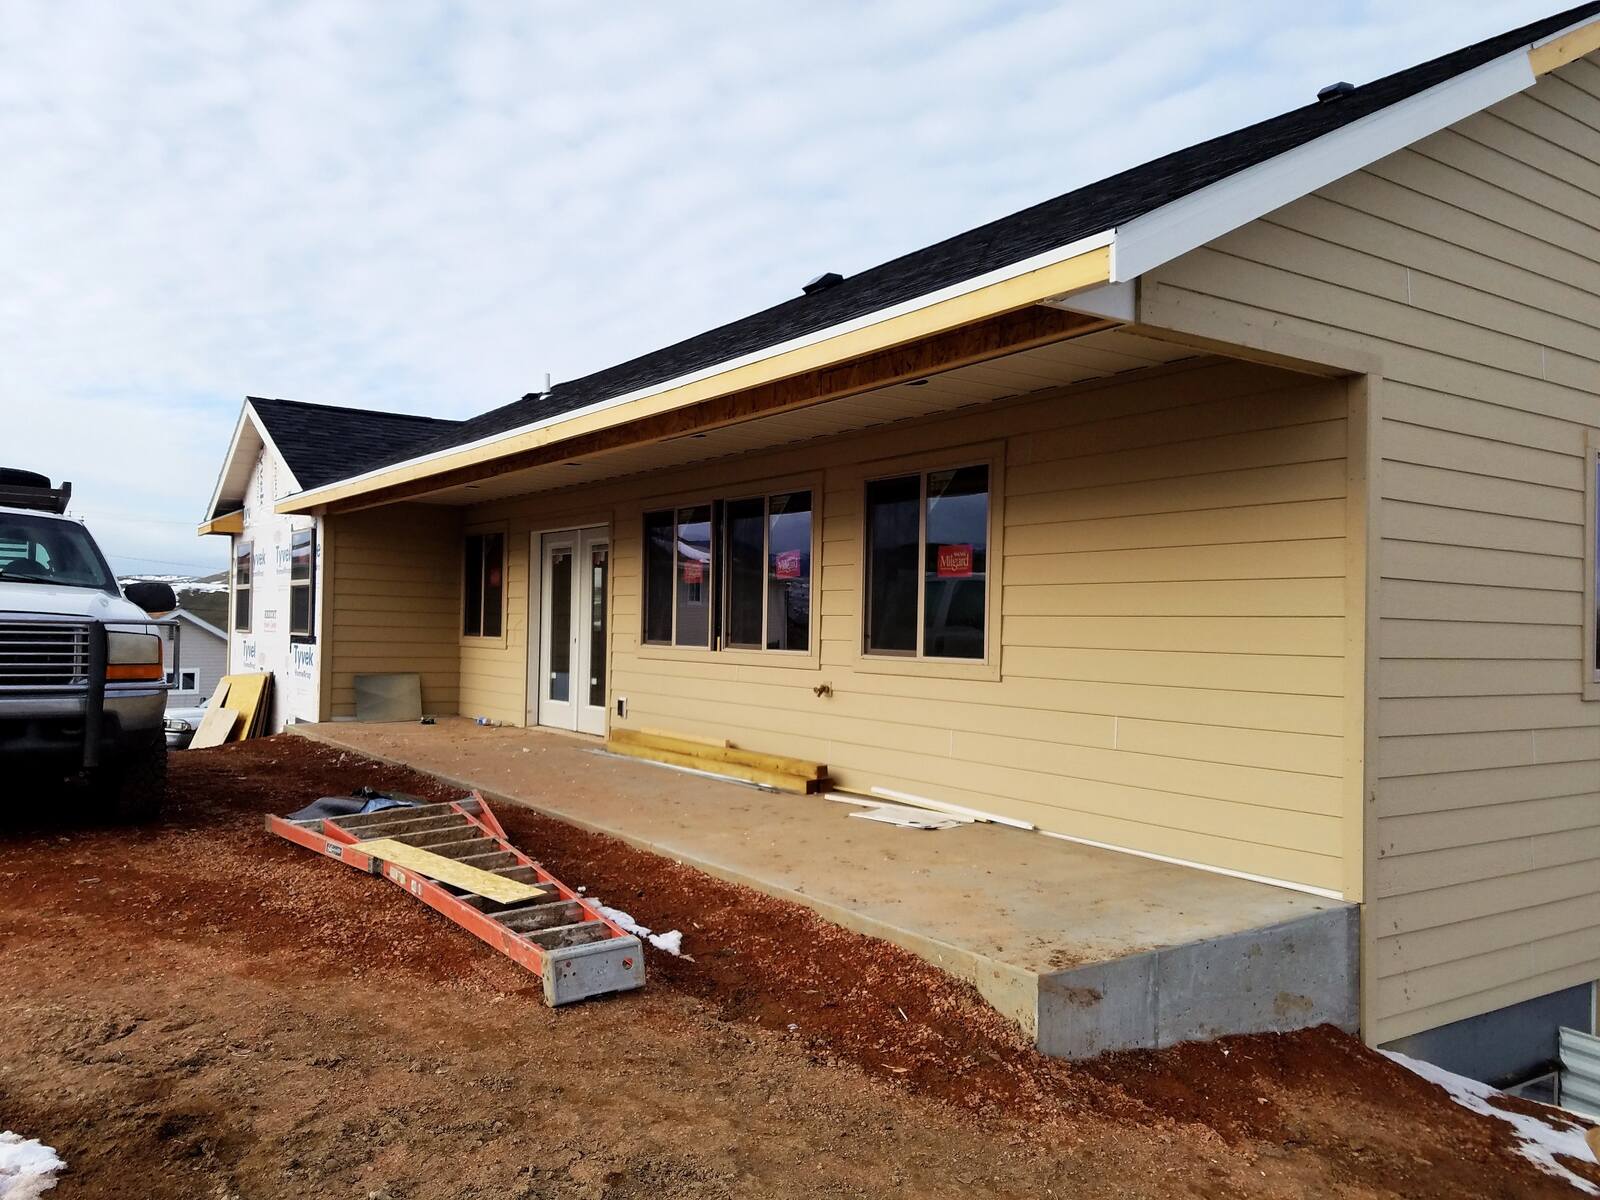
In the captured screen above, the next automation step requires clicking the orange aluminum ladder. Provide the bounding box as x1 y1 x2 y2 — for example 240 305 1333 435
266 792 644 1004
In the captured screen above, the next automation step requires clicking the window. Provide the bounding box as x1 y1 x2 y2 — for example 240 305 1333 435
180 669 198 691
463 532 505 638
864 464 989 660
233 540 252 632
641 490 813 653
289 527 316 639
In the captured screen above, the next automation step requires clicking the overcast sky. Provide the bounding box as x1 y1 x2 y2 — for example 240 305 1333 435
1 0 1563 576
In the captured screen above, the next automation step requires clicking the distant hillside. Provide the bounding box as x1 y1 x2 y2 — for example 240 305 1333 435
119 571 229 630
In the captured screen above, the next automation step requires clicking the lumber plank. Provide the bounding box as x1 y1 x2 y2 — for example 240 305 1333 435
353 838 551 904
603 738 821 793
608 729 826 780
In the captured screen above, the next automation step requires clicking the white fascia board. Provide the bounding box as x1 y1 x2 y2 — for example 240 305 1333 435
201 403 256 524
1109 49 1536 281
201 401 303 523
1040 280 1136 322
277 229 1116 505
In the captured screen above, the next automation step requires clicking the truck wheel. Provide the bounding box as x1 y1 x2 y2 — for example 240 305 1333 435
91 742 167 823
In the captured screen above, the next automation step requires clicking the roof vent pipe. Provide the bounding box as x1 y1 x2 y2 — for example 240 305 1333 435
1317 81 1355 102
802 272 844 295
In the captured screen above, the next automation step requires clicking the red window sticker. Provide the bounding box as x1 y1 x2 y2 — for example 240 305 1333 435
682 560 704 584
936 543 973 577
774 549 803 580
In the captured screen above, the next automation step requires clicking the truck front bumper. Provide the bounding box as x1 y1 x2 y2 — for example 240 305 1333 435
0 688 166 768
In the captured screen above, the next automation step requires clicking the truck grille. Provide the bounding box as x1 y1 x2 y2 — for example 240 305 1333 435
0 619 91 688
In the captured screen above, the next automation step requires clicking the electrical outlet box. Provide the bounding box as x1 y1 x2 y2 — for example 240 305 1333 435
615 697 627 719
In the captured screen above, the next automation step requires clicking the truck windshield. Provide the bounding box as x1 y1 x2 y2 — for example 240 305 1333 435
0 513 118 592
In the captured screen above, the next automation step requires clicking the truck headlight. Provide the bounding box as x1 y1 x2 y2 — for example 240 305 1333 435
164 718 192 733
107 630 163 682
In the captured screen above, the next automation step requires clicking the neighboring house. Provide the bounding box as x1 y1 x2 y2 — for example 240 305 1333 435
200 6 1600 1087
161 609 228 707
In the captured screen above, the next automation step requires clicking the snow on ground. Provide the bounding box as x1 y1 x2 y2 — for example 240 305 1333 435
0 1131 64 1200
1381 1050 1597 1194
597 904 685 956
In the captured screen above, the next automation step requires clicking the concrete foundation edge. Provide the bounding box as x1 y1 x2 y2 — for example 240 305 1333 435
290 726 1359 1060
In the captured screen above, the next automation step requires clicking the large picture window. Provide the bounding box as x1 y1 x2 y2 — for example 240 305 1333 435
463 531 505 638
642 490 813 653
289 527 315 639
864 464 989 660
233 540 252 632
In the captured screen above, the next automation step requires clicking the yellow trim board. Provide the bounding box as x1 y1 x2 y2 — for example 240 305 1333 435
1530 20 1600 74
197 510 244 536
354 838 551 904
278 244 1112 513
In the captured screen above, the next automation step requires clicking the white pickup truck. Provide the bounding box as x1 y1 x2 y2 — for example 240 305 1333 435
0 469 176 819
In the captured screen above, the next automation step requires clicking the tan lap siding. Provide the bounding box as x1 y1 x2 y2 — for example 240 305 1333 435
1141 56 1600 1042
326 505 462 718
463 358 1351 894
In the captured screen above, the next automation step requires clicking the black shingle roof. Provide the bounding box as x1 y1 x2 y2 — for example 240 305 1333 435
248 397 463 492
309 2 1600 489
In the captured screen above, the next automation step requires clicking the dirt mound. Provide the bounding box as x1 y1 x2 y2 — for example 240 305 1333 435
0 733 1591 1198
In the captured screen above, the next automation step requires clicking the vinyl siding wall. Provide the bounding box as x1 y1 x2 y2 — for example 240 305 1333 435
458 357 1356 893
324 504 463 719
1141 58 1600 1043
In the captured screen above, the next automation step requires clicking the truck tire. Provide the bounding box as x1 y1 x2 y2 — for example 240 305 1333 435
91 741 167 823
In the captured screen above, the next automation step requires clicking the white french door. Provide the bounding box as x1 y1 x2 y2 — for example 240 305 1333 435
537 527 609 735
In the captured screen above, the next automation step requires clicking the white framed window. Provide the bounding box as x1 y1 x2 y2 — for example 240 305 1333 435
642 490 814 653
180 669 198 691
289 527 316 640
233 540 252 632
863 463 990 661
462 531 505 639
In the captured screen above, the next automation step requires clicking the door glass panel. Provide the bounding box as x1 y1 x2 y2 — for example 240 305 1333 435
864 475 919 653
589 545 608 709
548 548 571 702
675 505 712 647
725 498 764 648
767 491 811 651
924 465 988 659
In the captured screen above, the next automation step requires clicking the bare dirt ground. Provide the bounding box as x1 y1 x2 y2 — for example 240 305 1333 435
1 735 1594 1199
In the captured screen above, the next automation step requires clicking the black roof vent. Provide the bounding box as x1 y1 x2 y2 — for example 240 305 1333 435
1317 80 1356 102
802 271 844 295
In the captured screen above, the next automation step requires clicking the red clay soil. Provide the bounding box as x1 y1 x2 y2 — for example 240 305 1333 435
0 734 1593 1199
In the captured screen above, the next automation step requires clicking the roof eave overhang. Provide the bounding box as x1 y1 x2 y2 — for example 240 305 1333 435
275 12 1598 517
197 509 244 536
276 235 1116 514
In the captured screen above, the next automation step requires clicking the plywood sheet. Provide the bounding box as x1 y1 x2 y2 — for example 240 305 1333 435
353 838 550 904
190 706 240 750
219 673 271 741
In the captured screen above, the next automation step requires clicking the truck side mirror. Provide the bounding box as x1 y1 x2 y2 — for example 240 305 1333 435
123 580 177 614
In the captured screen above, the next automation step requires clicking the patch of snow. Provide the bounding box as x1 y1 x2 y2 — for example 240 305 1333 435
597 904 685 957
1381 1050 1597 1194
0 1131 65 1200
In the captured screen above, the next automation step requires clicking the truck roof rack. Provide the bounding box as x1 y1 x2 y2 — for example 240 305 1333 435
0 469 72 515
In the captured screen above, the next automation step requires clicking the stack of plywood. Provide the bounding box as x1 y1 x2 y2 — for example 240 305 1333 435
604 729 828 794
188 672 274 748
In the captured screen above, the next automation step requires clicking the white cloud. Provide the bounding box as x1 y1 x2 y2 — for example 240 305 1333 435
0 0 1566 573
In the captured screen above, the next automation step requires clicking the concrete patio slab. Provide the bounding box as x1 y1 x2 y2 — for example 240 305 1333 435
292 718 1357 1057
